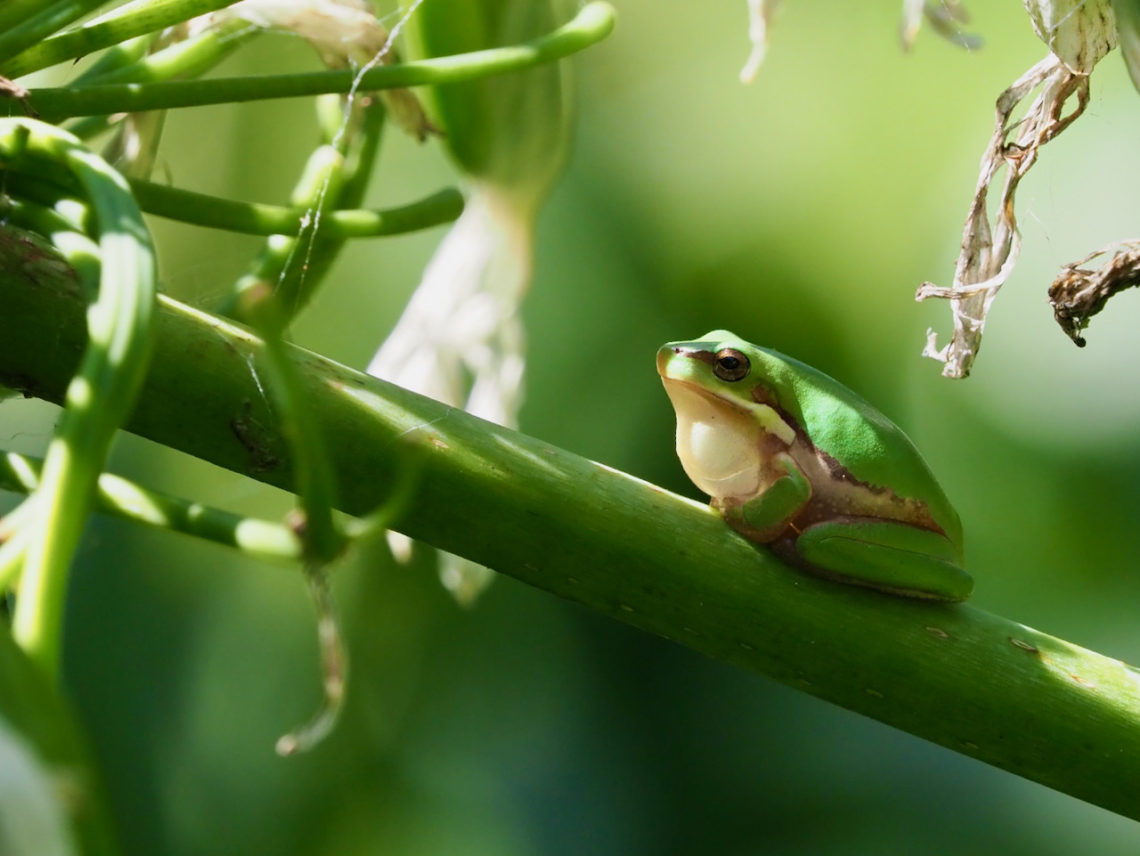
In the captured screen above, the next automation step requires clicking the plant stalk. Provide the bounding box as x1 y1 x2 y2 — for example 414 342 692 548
1 230 1139 820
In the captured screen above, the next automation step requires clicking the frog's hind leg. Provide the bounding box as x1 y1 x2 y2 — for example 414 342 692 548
794 519 972 602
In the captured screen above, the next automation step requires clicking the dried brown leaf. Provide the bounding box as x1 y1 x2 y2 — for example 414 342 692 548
1049 240 1140 346
917 56 1089 377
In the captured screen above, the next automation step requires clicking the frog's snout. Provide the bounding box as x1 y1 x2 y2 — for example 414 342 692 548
655 345 679 376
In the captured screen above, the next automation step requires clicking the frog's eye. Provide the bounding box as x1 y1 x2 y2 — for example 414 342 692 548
713 349 750 382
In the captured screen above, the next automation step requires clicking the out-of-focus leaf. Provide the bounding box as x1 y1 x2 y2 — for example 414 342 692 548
0 630 119 856
402 0 573 198
1114 0 1140 91
0 716 78 856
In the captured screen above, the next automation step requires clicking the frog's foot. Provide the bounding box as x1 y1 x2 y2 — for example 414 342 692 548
718 452 811 542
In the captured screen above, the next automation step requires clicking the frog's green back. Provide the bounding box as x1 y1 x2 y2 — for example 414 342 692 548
708 332 963 547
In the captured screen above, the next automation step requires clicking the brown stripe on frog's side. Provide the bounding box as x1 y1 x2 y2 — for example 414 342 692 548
749 382 946 538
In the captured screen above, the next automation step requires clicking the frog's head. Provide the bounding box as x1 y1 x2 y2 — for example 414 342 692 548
656 331 796 501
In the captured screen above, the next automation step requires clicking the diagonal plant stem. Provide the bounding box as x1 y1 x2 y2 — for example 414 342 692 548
218 94 386 320
261 94 387 319
0 0 110 63
23 1 618 119
2 231 1140 821
1 0 241 78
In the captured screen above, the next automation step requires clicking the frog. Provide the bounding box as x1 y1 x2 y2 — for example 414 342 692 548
657 330 971 601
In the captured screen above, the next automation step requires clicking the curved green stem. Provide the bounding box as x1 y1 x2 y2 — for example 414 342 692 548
1 119 157 680
0 194 101 283
25 2 618 119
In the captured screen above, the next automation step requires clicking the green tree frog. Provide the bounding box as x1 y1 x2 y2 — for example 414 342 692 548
657 331 971 601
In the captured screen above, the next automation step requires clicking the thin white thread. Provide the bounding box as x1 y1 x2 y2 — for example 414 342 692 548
281 0 428 316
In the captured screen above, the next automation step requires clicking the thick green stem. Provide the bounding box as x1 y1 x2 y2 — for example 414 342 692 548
24 2 618 118
1 232 1140 821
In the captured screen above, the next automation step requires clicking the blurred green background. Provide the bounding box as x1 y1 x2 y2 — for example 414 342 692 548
8 1 1140 852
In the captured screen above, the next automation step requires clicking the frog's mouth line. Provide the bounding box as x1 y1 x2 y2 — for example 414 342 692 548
660 375 797 448
659 375 744 410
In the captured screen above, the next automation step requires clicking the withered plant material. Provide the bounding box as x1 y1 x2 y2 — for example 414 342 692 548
740 0 778 83
900 1 982 51
1049 240 1140 346
742 1 978 83
217 0 437 140
1025 0 1117 73
916 56 1090 378
918 0 1117 378
0 76 34 116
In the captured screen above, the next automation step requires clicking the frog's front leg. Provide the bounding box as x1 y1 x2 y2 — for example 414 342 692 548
795 519 973 601
716 451 811 542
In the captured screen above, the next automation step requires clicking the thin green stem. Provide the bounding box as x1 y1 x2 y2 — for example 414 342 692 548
25 1 618 118
2 118 156 681
2 0 240 78
227 144 348 563
56 21 251 143
130 179 462 236
0 450 302 562
316 94 381 213
223 95 388 319
69 32 155 85
234 282 345 564
266 94 386 317
71 16 254 86
0 497 32 591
